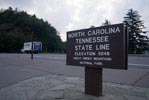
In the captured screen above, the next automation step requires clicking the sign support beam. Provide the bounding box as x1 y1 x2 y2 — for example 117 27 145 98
85 67 102 96
31 32 34 60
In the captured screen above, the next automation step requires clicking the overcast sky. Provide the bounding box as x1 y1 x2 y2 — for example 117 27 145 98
0 0 149 41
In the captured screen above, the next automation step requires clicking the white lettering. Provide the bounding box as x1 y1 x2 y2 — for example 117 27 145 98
86 26 121 36
75 45 93 51
68 31 85 38
74 52 96 56
94 57 112 61
80 61 93 65
75 36 109 44
96 44 110 50
83 57 92 60
116 27 120 33
98 51 111 56
73 57 81 60
94 62 103 65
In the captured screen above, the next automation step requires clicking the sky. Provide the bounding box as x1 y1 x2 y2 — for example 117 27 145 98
0 0 149 41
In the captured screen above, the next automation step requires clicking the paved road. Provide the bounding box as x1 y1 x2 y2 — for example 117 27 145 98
0 54 149 89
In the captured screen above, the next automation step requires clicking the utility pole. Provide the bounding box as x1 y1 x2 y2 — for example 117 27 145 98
31 32 34 60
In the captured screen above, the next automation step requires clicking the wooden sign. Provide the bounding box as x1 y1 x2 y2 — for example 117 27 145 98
67 23 127 69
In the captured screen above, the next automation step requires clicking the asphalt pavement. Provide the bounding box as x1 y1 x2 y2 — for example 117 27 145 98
0 53 149 89
1 74 149 100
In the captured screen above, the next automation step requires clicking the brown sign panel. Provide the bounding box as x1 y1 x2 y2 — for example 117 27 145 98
67 23 127 69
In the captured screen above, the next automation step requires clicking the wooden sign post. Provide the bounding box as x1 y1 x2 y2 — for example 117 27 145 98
67 23 128 96
85 67 102 96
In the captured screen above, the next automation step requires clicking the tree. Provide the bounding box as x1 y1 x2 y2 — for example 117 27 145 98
102 19 111 26
0 7 64 53
123 9 149 54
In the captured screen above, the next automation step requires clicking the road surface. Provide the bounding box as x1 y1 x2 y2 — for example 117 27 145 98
0 54 149 89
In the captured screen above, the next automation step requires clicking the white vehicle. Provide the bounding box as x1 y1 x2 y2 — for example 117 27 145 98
21 42 42 53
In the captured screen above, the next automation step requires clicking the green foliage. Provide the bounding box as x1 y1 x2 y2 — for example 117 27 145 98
0 30 24 52
102 19 111 26
123 9 149 54
0 7 65 53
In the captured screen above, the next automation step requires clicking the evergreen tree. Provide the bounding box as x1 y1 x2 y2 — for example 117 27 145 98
123 9 148 54
102 19 111 26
